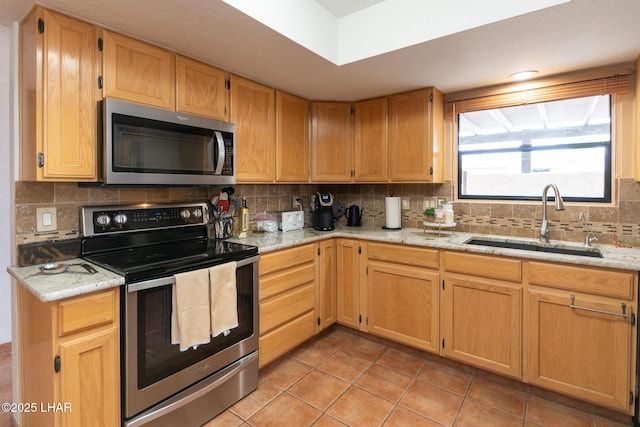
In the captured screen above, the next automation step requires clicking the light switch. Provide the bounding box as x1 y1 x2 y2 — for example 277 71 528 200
36 207 57 232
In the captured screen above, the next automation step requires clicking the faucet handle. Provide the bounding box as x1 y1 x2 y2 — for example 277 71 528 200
587 236 598 246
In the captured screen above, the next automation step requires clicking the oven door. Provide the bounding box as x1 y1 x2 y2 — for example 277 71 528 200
123 256 258 420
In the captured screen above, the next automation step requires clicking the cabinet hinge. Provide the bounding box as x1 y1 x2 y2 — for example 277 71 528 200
630 391 634 405
358 246 361 255
358 314 362 324
366 316 368 326
97 37 103 51
37 18 44 34
37 152 44 168
366 266 368 275
53 355 60 373
317 317 321 326
317 247 321 256
225 79 230 90
442 279 445 290
442 339 445 349
632 312 636 326
97 75 103 90
429 166 433 175
430 94 433 102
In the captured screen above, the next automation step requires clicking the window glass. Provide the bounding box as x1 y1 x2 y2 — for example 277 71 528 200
457 95 611 202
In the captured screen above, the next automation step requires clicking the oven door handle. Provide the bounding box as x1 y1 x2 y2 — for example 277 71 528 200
127 255 259 293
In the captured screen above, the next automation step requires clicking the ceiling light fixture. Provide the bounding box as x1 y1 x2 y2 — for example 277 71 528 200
509 70 539 81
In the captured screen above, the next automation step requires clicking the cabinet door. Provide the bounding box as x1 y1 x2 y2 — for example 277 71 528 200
102 30 175 110
276 91 309 182
527 288 633 413
21 8 97 181
59 327 120 427
336 239 362 329
389 88 442 182
354 97 388 182
442 274 522 378
367 261 439 352
310 102 353 182
176 55 229 120
317 239 337 331
231 75 276 182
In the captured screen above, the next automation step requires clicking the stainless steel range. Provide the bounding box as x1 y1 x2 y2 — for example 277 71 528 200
80 202 259 427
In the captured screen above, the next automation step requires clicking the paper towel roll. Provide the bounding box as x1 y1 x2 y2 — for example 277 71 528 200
385 197 401 229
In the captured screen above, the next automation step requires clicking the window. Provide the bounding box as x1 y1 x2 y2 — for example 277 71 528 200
457 95 611 202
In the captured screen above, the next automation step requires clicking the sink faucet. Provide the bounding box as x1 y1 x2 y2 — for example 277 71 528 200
578 212 598 247
540 184 565 243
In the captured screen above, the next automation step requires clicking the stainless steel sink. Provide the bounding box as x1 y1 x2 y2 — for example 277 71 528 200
465 237 603 258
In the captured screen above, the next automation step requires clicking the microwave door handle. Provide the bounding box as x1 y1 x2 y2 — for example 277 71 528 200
211 131 225 175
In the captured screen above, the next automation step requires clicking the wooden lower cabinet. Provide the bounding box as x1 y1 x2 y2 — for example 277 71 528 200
317 239 337 331
526 262 637 413
442 273 522 378
367 261 439 352
258 243 317 367
336 239 363 329
258 240 638 415
18 286 120 427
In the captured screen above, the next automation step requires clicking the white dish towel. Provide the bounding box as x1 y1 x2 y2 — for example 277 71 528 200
209 261 238 337
171 268 211 351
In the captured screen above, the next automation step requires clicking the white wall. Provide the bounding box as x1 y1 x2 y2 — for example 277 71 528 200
0 24 14 344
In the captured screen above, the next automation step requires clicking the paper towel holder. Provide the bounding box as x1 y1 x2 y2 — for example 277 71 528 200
382 194 402 230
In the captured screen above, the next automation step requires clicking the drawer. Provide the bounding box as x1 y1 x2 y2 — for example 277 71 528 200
367 242 439 269
528 261 635 299
58 289 117 336
259 311 315 368
444 251 522 283
260 283 315 333
260 262 315 301
260 243 316 276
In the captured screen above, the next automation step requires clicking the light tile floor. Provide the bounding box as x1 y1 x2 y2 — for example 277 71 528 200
206 326 633 427
0 327 634 427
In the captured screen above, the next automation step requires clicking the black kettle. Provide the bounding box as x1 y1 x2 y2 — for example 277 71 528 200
345 205 363 227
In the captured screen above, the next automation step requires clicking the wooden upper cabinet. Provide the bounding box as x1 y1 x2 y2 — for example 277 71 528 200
231 75 276 182
354 97 388 182
20 7 97 181
311 102 353 182
176 55 229 120
276 91 309 182
102 30 175 110
388 87 443 182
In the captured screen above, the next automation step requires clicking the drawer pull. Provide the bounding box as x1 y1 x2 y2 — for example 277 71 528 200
570 295 627 318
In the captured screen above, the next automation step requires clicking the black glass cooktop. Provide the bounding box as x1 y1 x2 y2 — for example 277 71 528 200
82 227 257 283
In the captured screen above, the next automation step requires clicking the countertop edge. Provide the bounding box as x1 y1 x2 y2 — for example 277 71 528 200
7 259 125 303
228 227 640 271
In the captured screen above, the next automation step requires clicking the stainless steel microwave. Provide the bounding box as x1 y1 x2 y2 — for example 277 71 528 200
102 98 236 186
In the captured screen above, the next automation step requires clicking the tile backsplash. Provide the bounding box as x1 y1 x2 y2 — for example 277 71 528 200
14 178 640 247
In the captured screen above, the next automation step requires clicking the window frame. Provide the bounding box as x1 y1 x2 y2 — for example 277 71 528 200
456 96 613 203
445 68 631 204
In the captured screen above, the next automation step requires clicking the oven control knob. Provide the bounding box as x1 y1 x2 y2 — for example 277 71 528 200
96 214 111 227
192 208 202 219
180 209 191 220
114 213 128 225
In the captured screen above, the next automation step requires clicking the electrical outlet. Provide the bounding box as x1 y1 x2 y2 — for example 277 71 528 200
401 198 410 210
36 207 57 232
292 196 302 210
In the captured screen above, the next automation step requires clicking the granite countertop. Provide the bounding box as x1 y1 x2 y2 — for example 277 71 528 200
7 258 125 302
227 225 640 272
9 225 640 303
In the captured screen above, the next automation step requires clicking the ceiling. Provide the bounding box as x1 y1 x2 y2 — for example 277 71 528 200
1 0 639 101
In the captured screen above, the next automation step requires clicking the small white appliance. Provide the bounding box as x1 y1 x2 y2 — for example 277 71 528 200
278 211 304 232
